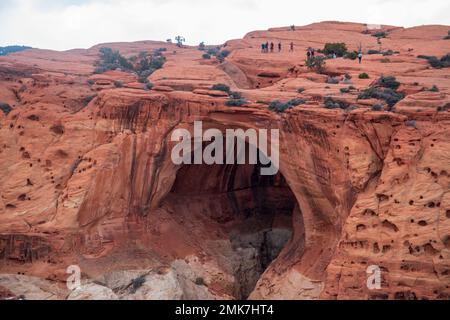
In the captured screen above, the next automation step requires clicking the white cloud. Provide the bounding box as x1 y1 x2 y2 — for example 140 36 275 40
1 0 449 50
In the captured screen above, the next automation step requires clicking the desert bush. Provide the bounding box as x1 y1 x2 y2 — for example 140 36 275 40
428 85 439 92
297 87 305 93
175 36 185 47
377 75 400 90
367 49 381 55
114 80 123 88
358 87 404 107
207 47 220 56
418 54 450 68
382 50 394 56
269 98 305 113
0 102 12 115
372 31 387 38
97 47 133 71
217 50 230 62
405 120 417 128
341 78 353 85
371 104 384 111
340 87 351 94
444 31 450 40
225 98 247 107
344 73 352 80
359 73 370 79
131 275 146 293
229 91 242 99
306 56 326 74
82 94 97 106
198 42 206 51
437 103 450 112
323 43 348 57
144 82 154 91
344 51 358 60
0 45 31 56
327 76 339 84
324 97 348 109
87 79 95 85
202 53 211 59
212 83 231 93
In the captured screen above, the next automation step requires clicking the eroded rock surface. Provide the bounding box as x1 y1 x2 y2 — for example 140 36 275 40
0 21 449 300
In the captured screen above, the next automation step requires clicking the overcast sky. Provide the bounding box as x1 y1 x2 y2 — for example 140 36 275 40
1 0 449 51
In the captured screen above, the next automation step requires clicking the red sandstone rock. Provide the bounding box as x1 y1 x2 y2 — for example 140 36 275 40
0 21 449 300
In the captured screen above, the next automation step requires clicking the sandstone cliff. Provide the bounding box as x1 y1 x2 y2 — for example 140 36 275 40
0 21 449 300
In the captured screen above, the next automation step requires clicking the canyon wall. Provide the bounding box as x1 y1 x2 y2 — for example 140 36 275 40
0 21 449 300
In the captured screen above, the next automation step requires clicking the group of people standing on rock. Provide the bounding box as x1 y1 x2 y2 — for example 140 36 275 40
261 41 295 53
261 42 364 64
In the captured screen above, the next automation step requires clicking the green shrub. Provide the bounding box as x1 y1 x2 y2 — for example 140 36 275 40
428 85 439 92
405 120 417 128
0 45 32 56
217 50 230 62
202 53 211 59
131 276 146 293
95 47 165 84
229 91 242 99
417 54 450 68
198 42 206 51
340 87 351 93
305 56 326 73
327 76 339 84
368 50 381 55
372 31 387 38
175 36 185 47
382 50 394 56
211 84 231 93
438 103 450 112
324 97 348 109
371 104 384 111
0 102 12 115
269 98 305 113
323 43 348 57
226 98 247 107
358 87 404 107
444 31 450 40
359 73 370 79
207 47 220 56
377 75 400 90
144 82 154 91
344 51 358 60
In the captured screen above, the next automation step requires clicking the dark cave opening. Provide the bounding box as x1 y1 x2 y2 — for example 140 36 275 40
167 157 302 299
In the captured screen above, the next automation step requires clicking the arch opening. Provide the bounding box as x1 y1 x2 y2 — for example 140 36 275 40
160 144 305 299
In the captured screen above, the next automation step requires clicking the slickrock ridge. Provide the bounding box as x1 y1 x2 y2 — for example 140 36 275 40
0 21 449 300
